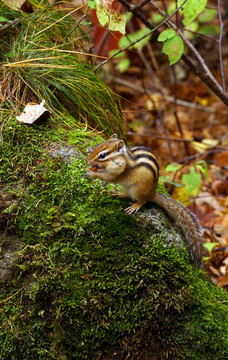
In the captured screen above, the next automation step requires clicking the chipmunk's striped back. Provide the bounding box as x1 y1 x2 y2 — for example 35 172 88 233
128 146 159 183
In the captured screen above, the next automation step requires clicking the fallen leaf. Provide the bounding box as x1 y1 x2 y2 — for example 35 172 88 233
195 192 222 212
211 179 228 196
16 100 50 124
217 274 228 288
2 0 26 10
217 153 228 167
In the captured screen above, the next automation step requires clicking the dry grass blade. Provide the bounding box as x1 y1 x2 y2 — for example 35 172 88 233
0 0 124 136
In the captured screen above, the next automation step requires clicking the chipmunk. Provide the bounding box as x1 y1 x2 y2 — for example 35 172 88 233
86 134 204 268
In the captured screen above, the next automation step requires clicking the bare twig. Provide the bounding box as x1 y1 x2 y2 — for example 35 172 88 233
115 0 228 106
150 1 224 94
94 0 188 71
217 0 226 92
107 75 219 113
126 131 192 143
65 6 89 40
172 66 190 156
1 285 26 304
184 29 219 44
130 0 151 11
157 109 175 161
126 132 228 147
178 148 227 164
0 18 21 33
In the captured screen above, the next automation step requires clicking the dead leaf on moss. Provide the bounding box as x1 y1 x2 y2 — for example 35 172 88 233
16 100 51 124
2 0 26 10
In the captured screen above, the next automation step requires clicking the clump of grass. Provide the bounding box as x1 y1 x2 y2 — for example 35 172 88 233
0 0 124 136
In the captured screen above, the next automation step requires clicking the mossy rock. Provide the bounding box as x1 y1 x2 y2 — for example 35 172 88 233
0 119 228 360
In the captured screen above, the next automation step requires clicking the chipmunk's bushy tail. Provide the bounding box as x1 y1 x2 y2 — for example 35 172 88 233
154 192 205 268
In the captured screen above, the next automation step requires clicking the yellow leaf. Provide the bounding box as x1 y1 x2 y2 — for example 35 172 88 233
191 141 210 153
196 96 209 106
202 139 219 147
191 138 219 153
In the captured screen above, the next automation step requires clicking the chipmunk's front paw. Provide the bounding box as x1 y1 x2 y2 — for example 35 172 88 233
110 190 128 198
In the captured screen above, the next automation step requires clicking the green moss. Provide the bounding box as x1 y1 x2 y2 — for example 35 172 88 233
0 119 228 359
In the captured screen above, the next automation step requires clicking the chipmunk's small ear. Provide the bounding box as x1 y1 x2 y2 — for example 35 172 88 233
117 140 124 151
110 134 118 140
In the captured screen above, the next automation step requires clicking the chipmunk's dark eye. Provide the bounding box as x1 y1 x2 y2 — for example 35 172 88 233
99 152 106 159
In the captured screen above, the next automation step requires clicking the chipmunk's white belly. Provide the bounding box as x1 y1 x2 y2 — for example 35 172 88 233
118 181 138 201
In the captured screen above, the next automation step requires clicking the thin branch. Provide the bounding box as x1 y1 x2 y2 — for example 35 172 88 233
115 0 228 106
65 6 89 40
178 148 227 164
94 0 188 71
217 0 226 92
172 66 190 156
184 29 219 44
150 1 224 94
1 285 26 304
106 75 219 113
130 0 151 11
181 53 228 105
156 108 175 161
126 132 193 143
126 132 196 143
127 132 227 151
0 18 21 33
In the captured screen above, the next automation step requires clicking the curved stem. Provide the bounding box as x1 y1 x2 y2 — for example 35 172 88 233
114 0 228 106
94 0 188 71
217 0 226 92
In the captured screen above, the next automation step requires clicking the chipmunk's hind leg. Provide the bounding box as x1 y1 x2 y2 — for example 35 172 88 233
124 201 146 215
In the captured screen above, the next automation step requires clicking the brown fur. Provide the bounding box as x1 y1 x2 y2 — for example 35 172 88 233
87 135 204 268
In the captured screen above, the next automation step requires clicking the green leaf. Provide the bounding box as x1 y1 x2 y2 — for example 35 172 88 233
177 0 207 26
196 160 209 181
199 24 220 35
186 20 199 33
109 12 127 34
95 0 126 35
202 256 211 261
198 8 217 22
162 34 184 65
182 166 201 195
165 163 183 172
0 15 10 22
158 29 176 42
152 14 163 24
88 1 95 9
108 49 125 58
167 181 183 187
159 175 170 183
119 27 151 51
116 58 130 73
203 242 218 253
159 176 183 187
